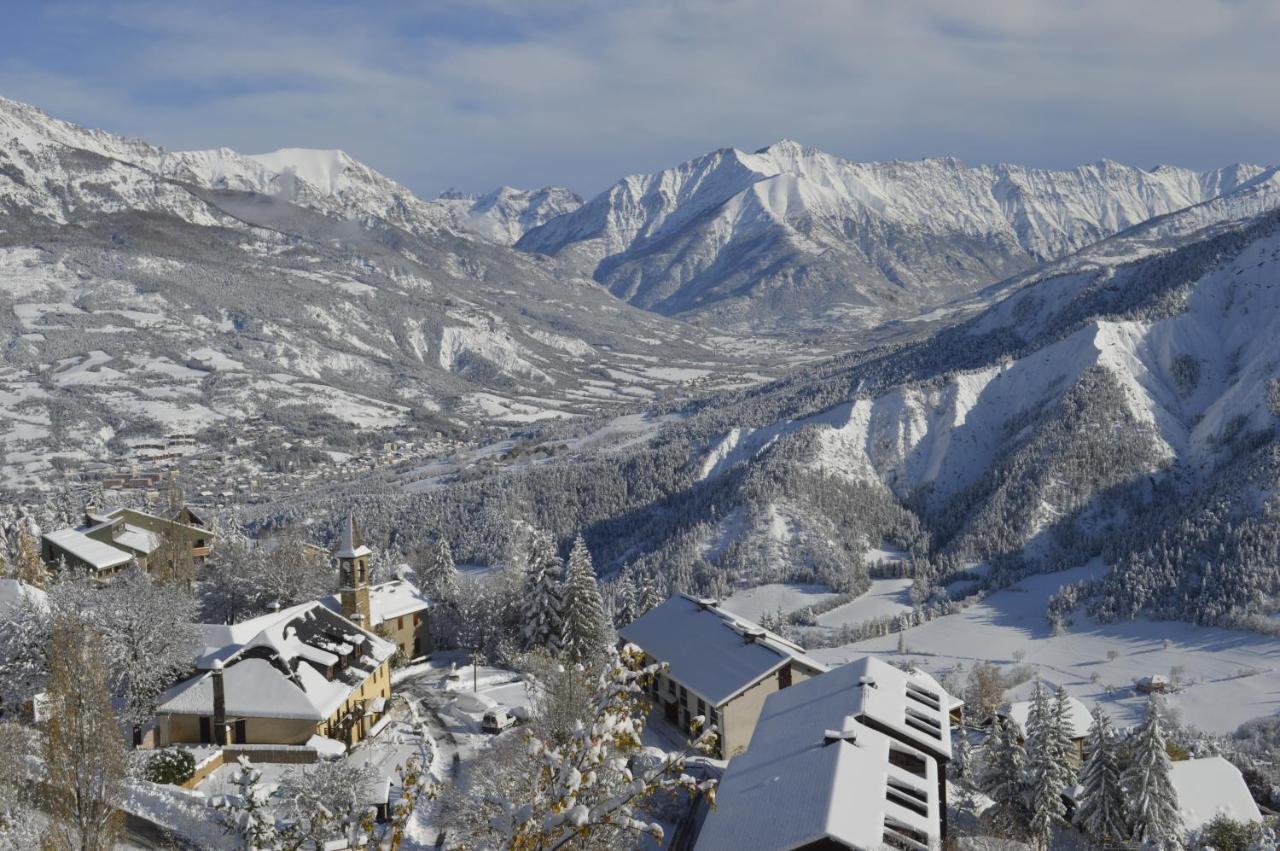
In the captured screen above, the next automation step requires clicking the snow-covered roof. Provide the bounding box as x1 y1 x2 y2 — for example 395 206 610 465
761 656 954 761
113 524 161 555
0 578 48 616
158 601 395 722
42 528 133 571
1001 693 1093 740
697 700 941 851
619 595 827 707
319 579 428 627
334 515 371 560
1169 756 1262 831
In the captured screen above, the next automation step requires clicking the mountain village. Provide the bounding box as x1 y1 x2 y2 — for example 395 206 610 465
2 7 1280 847
0 483 1273 849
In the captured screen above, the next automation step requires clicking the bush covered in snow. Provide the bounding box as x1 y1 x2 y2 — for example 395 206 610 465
144 749 196 786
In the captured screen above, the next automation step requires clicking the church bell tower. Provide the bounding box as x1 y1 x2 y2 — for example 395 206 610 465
336 515 373 626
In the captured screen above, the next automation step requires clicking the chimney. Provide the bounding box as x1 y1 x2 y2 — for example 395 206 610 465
823 728 859 746
211 659 227 746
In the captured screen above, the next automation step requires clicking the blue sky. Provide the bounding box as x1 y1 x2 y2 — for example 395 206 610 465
2 1 1277 197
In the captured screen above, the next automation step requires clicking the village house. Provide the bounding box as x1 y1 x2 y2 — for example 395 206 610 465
1136 674 1172 694
998 692 1093 763
154 527 395 750
619 594 827 758
154 600 395 750
318 516 432 662
697 656 960 851
40 505 213 577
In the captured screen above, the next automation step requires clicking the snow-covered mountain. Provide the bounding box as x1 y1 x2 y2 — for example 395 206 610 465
344 203 1280 632
0 96 765 489
518 141 1271 332
0 96 577 245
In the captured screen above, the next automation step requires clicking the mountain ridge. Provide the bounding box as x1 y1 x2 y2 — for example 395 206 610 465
517 140 1271 332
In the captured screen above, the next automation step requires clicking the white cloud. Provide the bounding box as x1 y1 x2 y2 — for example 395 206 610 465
2 0 1277 197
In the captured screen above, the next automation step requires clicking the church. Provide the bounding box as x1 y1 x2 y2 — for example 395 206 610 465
154 516 425 751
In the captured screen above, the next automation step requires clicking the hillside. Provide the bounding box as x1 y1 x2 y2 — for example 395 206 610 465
297 205 1280 635
0 97 769 490
518 141 1270 332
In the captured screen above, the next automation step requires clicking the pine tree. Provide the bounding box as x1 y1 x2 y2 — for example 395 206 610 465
1025 681 1069 849
1123 699 1183 849
43 615 126 851
638 574 663 614
1077 705 1127 843
520 530 564 652
560 536 611 662
613 566 638 627
420 535 458 600
981 716 1030 838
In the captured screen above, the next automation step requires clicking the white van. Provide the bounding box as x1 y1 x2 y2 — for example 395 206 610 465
482 705 518 734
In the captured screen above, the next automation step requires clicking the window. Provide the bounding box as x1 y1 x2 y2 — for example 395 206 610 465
413 613 420 625
397 616 404 629
888 744 928 779
778 665 792 689
697 698 706 717
883 818 930 851
886 778 929 817
905 683 941 711
679 685 687 704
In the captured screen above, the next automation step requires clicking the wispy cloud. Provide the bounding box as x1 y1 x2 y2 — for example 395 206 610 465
2 1 1277 196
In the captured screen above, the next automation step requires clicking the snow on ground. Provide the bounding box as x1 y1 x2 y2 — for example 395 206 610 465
810 578 914 630
720 583 838 622
812 560 1280 734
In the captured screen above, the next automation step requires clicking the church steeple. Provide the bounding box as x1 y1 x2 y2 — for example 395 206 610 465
336 515 372 625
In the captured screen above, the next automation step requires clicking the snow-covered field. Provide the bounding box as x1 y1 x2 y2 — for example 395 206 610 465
812 578 914 629
813 561 1280 734
719 582 837 622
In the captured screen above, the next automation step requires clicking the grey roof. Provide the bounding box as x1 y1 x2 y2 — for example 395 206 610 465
618 594 826 706
697 657 947 851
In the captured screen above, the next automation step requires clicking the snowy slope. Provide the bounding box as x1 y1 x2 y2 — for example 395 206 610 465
665 206 1274 578
519 140 1270 331
0 96 761 490
0 96 576 246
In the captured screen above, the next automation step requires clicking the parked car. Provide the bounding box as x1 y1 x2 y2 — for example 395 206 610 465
482 705 519 734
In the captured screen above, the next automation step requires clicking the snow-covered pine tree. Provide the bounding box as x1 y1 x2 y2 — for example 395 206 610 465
612 565 638 628
420 535 458 600
638 573 663 614
560 536 611 662
520 530 564 652
1123 699 1183 850
981 716 1030 838
1025 681 1069 849
1050 687 1080 788
1077 705 1127 843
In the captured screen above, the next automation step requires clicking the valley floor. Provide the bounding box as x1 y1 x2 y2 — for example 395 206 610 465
810 561 1280 734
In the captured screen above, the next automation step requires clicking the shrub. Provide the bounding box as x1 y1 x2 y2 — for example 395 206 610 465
1198 813 1261 851
145 748 196 786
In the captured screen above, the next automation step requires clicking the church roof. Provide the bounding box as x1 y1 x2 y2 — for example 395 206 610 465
334 515 371 560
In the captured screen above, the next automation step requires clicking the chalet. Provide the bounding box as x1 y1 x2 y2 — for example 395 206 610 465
998 692 1093 762
1135 674 1171 694
318 517 431 661
40 505 214 577
1169 756 1263 832
619 595 827 758
154 600 394 750
696 656 959 850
